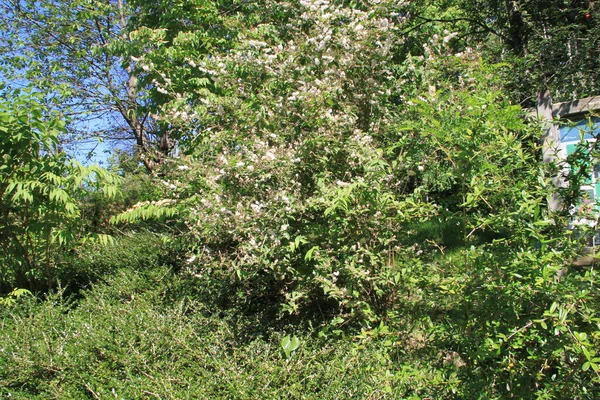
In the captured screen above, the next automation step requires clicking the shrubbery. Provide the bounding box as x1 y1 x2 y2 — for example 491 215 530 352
57 233 174 294
0 267 459 399
0 89 119 293
2 0 600 398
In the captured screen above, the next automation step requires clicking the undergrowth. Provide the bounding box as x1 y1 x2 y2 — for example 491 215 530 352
0 266 458 399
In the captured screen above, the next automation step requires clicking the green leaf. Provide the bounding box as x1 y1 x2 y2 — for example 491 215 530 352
304 246 319 261
583 361 591 372
280 335 301 359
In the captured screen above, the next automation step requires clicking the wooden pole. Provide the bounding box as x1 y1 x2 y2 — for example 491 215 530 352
537 90 563 212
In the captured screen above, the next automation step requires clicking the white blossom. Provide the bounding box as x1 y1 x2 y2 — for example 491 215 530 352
186 255 196 264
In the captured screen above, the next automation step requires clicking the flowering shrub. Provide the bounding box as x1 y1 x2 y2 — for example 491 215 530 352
115 0 545 325
88 0 600 397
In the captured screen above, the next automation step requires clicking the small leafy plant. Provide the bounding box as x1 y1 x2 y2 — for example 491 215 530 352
0 288 31 306
280 335 301 360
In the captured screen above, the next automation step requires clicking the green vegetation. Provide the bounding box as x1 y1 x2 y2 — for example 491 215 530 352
0 266 455 399
2 0 600 398
0 89 119 292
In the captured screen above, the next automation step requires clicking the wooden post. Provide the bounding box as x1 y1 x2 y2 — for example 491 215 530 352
537 91 600 266
537 90 563 212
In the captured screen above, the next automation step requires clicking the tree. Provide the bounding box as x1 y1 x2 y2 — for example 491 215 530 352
110 0 244 151
408 0 600 104
113 0 413 318
112 0 547 323
0 88 119 291
0 0 170 171
0 0 246 172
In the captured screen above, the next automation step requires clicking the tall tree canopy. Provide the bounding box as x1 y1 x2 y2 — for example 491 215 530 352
408 0 600 103
0 0 234 171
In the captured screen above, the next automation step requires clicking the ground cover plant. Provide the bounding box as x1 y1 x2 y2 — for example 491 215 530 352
1 266 460 399
2 0 600 398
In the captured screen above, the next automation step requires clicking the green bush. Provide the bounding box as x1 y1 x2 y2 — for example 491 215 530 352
0 267 459 399
56 233 175 294
113 57 557 328
0 88 119 292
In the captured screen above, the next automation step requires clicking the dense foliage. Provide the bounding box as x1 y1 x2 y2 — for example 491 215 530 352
2 0 600 398
0 89 119 292
409 0 600 104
